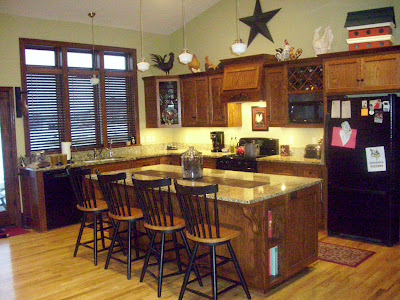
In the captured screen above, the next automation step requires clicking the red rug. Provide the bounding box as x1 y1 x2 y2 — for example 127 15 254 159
318 242 375 267
0 227 30 238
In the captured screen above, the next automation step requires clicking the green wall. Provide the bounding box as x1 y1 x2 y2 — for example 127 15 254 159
1 0 399 155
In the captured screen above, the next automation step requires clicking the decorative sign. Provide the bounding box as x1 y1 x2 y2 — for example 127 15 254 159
365 146 386 172
252 106 268 131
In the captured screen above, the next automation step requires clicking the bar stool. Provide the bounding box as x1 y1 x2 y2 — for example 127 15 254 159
66 167 111 266
132 176 202 297
97 172 146 279
174 180 251 300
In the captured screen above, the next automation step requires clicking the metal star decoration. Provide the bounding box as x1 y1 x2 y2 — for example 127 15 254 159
240 0 281 47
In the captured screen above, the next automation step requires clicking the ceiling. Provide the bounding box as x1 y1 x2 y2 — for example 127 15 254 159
0 0 222 35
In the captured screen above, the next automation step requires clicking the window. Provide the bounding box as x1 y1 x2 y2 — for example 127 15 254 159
20 38 139 154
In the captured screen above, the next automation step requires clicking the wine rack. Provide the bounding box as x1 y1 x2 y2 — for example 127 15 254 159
288 65 323 93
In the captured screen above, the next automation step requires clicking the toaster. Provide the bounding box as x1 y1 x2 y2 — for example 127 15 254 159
304 144 321 159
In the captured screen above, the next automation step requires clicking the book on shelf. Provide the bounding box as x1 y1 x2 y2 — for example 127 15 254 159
268 210 273 238
269 246 279 276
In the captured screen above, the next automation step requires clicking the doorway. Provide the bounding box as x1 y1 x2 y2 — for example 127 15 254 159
0 87 20 227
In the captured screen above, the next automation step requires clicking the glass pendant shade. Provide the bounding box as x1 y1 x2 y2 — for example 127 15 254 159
179 49 193 65
90 75 100 85
232 39 247 55
137 58 150 72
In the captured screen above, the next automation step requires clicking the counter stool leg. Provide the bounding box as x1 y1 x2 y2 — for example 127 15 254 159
180 231 203 286
211 245 217 300
227 241 251 299
105 221 120 270
158 232 166 297
140 231 156 282
74 212 87 257
93 213 98 266
99 213 106 249
172 232 183 273
179 243 199 300
127 221 132 280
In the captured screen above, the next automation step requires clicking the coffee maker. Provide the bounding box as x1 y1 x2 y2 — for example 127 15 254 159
210 131 224 152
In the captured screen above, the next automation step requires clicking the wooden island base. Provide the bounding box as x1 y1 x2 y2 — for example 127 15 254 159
99 165 321 292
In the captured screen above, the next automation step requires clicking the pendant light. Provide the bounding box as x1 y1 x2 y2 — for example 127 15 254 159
88 12 99 85
231 0 247 55
137 0 150 72
178 0 193 65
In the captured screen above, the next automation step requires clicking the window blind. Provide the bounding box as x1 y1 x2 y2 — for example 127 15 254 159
68 75 103 147
105 76 135 144
26 73 65 152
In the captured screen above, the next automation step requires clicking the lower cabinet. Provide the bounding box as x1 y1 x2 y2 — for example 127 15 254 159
258 161 325 228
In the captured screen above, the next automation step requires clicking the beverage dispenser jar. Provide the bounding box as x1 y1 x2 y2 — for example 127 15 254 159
181 146 203 179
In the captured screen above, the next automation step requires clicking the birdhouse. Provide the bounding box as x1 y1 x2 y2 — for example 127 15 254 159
344 7 396 51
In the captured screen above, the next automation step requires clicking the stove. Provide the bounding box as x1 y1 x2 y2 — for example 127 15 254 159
216 138 279 173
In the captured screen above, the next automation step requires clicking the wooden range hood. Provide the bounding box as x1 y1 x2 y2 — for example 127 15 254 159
220 54 275 102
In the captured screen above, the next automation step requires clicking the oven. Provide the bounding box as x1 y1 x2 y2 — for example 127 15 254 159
216 138 279 173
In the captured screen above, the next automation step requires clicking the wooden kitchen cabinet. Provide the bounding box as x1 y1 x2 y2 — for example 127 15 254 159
324 52 400 94
180 72 242 127
258 161 324 228
265 66 287 127
143 76 181 128
132 157 161 168
181 76 210 127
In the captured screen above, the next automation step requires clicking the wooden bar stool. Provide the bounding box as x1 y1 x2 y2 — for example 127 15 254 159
174 180 251 300
66 167 112 266
97 172 146 279
132 176 202 298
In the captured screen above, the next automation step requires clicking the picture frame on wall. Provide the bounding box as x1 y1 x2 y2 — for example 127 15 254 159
252 106 268 131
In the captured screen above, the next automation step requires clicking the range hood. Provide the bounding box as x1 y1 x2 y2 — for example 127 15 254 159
220 54 275 102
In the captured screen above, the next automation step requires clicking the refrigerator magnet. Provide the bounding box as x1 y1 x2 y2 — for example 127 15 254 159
374 111 383 123
362 100 368 108
361 108 368 116
369 99 382 110
383 101 390 112
365 146 386 172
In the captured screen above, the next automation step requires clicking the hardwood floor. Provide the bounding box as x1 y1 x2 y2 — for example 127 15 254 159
1 225 400 299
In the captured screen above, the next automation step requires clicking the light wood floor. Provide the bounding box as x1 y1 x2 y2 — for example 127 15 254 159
1 225 400 300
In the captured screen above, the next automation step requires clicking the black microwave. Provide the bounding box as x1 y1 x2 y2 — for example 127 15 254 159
288 93 323 124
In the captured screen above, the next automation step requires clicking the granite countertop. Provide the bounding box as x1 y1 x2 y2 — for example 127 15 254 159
112 164 322 205
21 148 323 171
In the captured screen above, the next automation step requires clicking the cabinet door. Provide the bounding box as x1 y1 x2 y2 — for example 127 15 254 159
181 78 198 126
362 53 400 91
265 67 287 127
208 74 227 127
324 58 360 94
181 76 210 127
194 77 210 126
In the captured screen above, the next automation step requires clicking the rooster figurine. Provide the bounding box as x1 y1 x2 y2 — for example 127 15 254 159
205 56 218 71
275 40 292 61
312 26 334 56
188 54 201 73
150 52 174 75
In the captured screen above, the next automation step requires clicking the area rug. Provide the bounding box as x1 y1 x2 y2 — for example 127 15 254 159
318 242 375 267
0 227 30 238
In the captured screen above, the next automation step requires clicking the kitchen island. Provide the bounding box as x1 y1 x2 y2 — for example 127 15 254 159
106 164 322 292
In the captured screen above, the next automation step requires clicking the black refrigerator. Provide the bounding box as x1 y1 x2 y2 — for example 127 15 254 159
326 94 400 246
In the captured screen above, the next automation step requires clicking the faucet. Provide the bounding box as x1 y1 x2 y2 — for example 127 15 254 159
108 139 113 158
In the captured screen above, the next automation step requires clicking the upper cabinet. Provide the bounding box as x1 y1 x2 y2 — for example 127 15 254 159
323 48 400 95
143 76 181 128
180 72 241 127
220 54 275 102
265 66 287 127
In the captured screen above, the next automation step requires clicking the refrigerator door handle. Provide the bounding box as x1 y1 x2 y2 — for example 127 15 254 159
324 113 331 167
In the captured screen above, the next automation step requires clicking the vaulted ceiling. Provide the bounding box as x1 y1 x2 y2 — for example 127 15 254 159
0 0 222 35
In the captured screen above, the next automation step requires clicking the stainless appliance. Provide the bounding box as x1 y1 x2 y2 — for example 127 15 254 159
304 144 321 159
210 131 224 152
326 94 400 246
216 138 279 172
